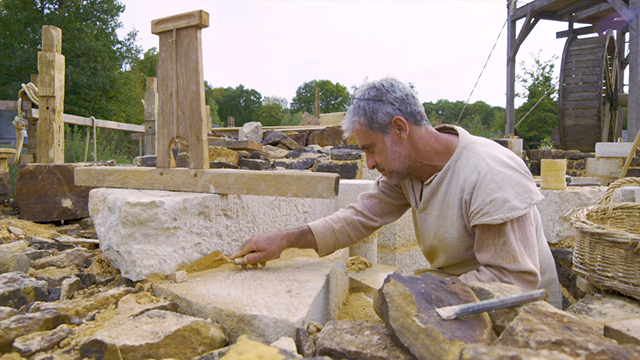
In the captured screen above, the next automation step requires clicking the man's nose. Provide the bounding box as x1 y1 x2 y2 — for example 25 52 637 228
366 155 377 170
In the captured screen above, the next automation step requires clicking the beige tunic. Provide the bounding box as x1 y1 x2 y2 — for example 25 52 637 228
308 125 562 308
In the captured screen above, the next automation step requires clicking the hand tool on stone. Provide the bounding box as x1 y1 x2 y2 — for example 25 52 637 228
435 289 548 320
330 259 397 290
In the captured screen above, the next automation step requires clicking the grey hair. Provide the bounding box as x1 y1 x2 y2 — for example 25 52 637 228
343 77 430 136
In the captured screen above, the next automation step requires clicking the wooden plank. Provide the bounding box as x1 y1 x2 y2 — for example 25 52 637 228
210 125 329 133
0 101 18 111
151 10 209 34
563 91 601 101
562 82 602 93
31 109 144 133
74 167 340 199
144 77 157 156
156 18 209 169
562 67 602 76
562 74 602 84
557 26 598 38
627 0 640 144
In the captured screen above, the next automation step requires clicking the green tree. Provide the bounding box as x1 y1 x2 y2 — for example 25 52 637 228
422 99 504 138
213 85 262 127
291 79 350 114
132 47 158 78
204 81 220 126
515 52 558 146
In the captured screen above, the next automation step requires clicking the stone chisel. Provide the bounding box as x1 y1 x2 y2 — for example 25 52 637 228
435 289 548 320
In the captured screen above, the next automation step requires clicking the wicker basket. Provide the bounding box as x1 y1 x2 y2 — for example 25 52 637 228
570 177 640 300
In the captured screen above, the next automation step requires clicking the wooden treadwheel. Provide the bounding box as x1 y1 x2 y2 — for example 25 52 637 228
558 30 621 152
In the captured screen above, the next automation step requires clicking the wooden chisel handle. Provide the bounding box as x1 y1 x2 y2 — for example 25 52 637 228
436 289 548 320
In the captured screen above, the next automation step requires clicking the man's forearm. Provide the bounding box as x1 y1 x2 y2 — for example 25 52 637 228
284 225 318 251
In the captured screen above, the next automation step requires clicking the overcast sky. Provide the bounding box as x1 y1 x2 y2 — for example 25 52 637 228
118 0 569 108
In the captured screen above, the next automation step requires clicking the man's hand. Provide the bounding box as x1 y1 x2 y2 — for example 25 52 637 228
230 226 318 268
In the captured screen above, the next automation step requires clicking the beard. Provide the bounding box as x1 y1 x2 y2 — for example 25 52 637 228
378 136 410 184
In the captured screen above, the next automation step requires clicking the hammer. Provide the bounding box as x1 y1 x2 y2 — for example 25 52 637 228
435 289 548 320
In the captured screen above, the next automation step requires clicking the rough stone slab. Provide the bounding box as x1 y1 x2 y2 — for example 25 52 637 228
596 142 638 158
460 344 575 360
30 287 134 320
12 324 73 357
208 146 239 165
79 310 226 360
565 294 640 333
315 320 414 360
467 281 563 336
309 126 351 147
0 272 48 309
0 249 30 275
0 307 19 322
537 187 606 244
219 335 317 360
32 247 94 270
0 310 64 351
15 163 106 222
330 148 363 161
495 303 640 359
621 186 640 202
153 249 349 344
0 171 11 204
604 318 640 346
89 188 336 281
311 159 359 179
379 273 496 360
585 157 624 178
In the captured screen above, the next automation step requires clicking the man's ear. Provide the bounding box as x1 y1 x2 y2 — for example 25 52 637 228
391 116 409 140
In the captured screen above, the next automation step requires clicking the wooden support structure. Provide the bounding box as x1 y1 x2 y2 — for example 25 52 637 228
37 26 65 163
505 0 640 142
74 167 340 199
152 10 210 169
27 74 39 161
144 77 158 156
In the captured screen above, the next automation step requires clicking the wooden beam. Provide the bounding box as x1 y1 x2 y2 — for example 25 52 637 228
628 0 640 141
606 0 634 23
155 11 209 169
74 167 340 199
557 25 598 38
506 11 517 136
37 25 65 164
512 0 558 21
0 101 18 111
510 11 539 61
575 3 611 23
31 109 144 133
151 10 209 34
557 1 603 18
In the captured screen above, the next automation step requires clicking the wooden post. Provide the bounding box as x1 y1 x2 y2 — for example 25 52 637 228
205 105 212 132
228 116 235 127
505 2 516 136
628 0 640 142
144 77 158 155
315 87 320 117
37 25 65 163
152 10 209 169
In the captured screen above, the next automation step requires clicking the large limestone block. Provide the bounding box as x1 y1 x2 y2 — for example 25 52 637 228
238 121 263 143
153 249 349 344
0 249 30 275
379 273 496 360
537 187 606 244
89 188 336 280
79 310 227 360
585 157 623 178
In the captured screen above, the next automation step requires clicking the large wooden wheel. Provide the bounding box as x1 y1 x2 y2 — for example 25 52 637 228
558 30 621 152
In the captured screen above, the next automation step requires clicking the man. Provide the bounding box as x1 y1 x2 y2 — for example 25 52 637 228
232 77 562 308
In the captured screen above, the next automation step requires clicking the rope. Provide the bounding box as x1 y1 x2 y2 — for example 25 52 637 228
514 79 559 129
456 19 507 125
13 82 39 163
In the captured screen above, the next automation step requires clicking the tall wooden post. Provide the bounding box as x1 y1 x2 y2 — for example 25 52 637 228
315 87 320 117
205 105 212 132
144 77 158 155
505 2 516 136
37 26 65 163
628 0 640 142
152 10 209 169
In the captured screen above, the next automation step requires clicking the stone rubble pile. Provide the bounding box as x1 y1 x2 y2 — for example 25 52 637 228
1 201 640 359
134 123 366 180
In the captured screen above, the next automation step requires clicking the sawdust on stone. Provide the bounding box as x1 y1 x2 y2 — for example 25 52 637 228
337 291 383 323
345 256 371 273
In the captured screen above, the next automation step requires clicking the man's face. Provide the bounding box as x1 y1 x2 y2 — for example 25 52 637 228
353 122 410 183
